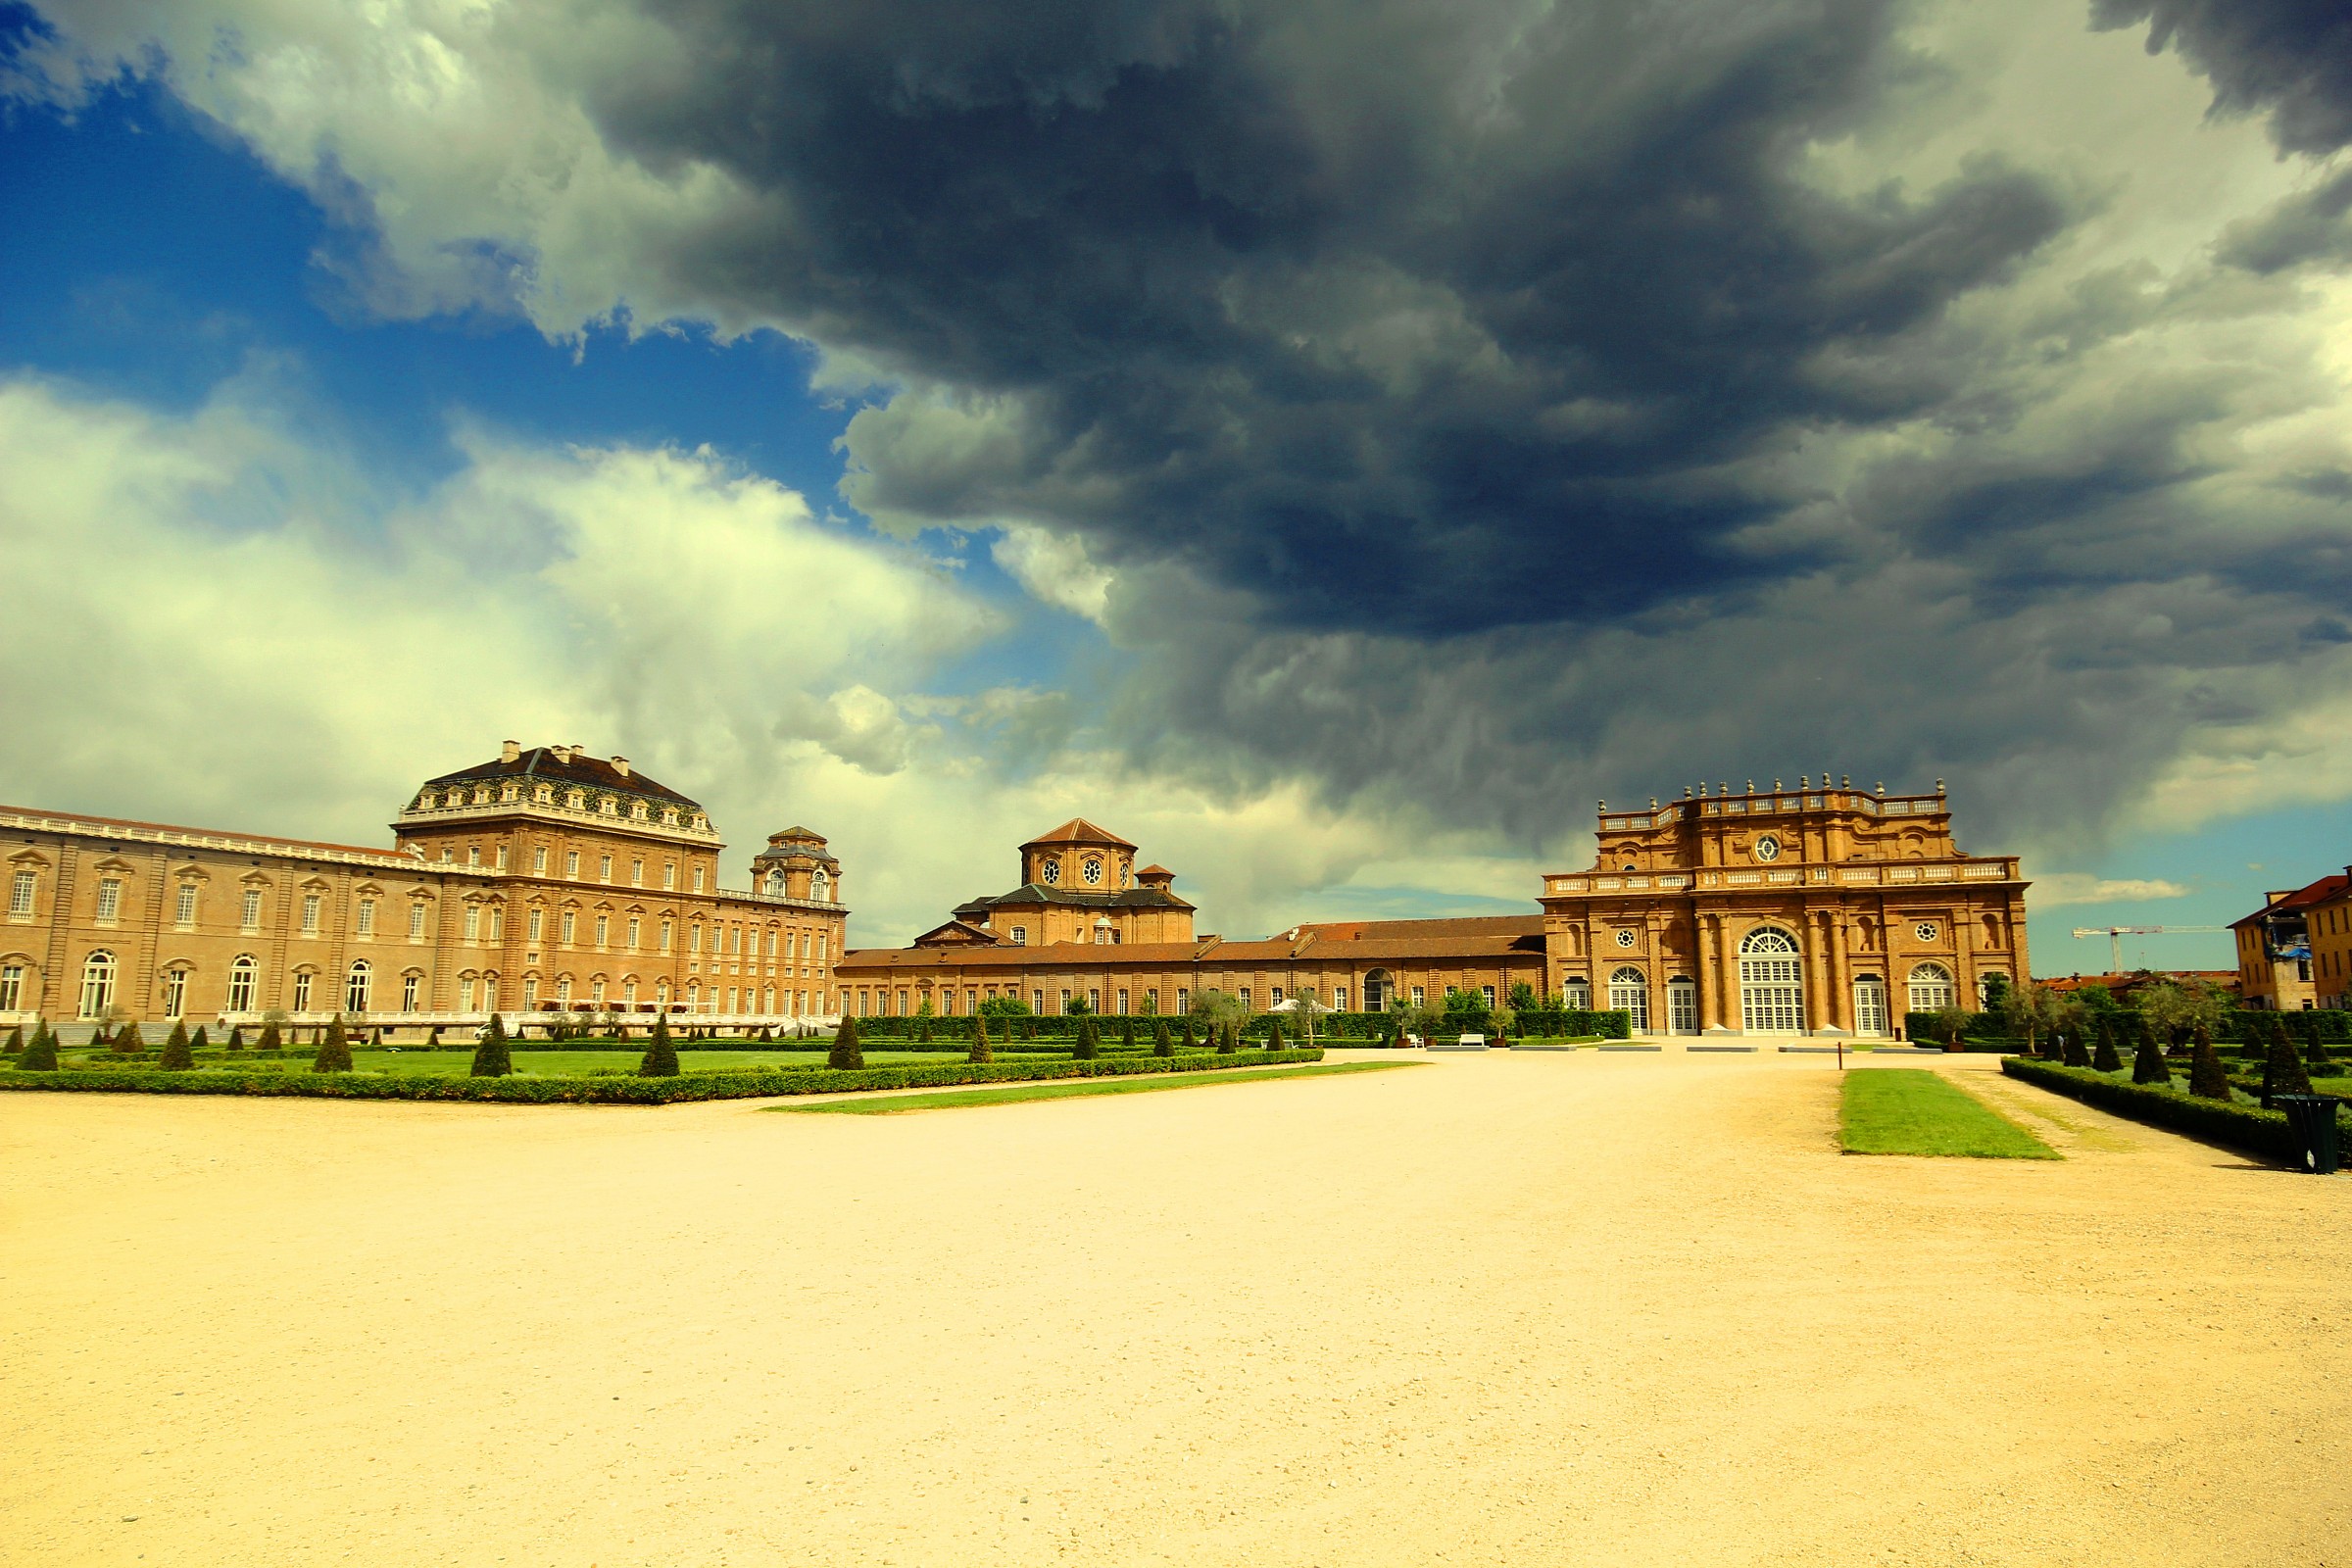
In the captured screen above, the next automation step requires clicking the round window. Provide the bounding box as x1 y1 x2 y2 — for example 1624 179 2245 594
1754 835 1780 861
1042 860 1060 886
1914 921 1939 942
1614 928 1637 949
1083 858 1102 885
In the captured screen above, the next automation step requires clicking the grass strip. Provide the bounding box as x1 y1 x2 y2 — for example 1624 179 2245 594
1839 1069 2058 1159
783 1059 1416 1114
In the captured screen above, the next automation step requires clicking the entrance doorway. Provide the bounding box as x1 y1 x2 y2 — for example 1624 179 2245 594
1853 977 1888 1037
1608 966 1649 1032
1739 928 1805 1033
1666 977 1697 1034
1363 969 1392 1012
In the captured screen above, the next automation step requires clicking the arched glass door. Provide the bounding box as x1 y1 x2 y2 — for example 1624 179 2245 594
1852 977 1888 1037
1739 928 1804 1033
1608 966 1649 1032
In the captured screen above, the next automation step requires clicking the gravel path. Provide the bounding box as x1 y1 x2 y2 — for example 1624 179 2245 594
5 1050 2347 1566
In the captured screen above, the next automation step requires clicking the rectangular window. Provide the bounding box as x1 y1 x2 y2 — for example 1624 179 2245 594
466 846 480 867
591 978 607 1005
565 851 580 878
520 977 536 1008
1482 985 1496 1007
483 906 500 942
729 926 742 956
163 968 187 1017
244 888 264 930
403 973 420 1011
663 861 676 890
1089 988 1102 1012
174 884 198 926
595 915 609 948
0 963 21 1011
561 910 576 943
627 917 641 950
410 902 426 939
495 845 509 870
1412 986 1426 1006
528 907 543 942
817 933 827 964
1145 989 1158 1012
1334 987 1348 1010
534 847 549 874
1116 989 1129 1014
1033 989 1046 1013
661 919 673 953
691 924 703 954
764 929 777 957
600 855 613 883
95 878 122 922
355 900 374 937
965 990 977 1015
460 977 477 1011
557 977 572 1004
300 893 321 933
1271 986 1285 1005
631 858 644 887
292 971 314 1010
441 846 454 862
1011 926 1027 946
692 866 706 893
464 906 480 941
8 870 34 916
1176 988 1189 1012
1058 990 1071 1014
1239 988 1251 1010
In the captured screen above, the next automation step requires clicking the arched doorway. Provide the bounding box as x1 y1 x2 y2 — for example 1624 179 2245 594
1363 968 1393 1012
1608 966 1649 1032
1739 928 1804 1033
1907 962 1955 1014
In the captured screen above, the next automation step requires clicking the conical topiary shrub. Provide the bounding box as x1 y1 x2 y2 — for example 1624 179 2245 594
2061 1027 2091 1067
967 1011 994 1064
1180 1017 1197 1052
2307 1014 2334 1074
1153 1019 1174 1057
2264 1031 2314 1103
2090 1016 2123 1072
2130 1017 2168 1085
160 1021 194 1071
637 1012 681 1077
20 1022 60 1071
256 1020 281 1054
1072 1017 1100 1060
471 1013 513 1078
224 1025 245 1053
827 1016 865 1071
189 1025 209 1055
312 1015 354 1073
1121 1019 1136 1051
2186 1023 2231 1101
112 1022 143 1055
2 1024 21 1054
1218 1021 1237 1054
1264 1014 1285 1053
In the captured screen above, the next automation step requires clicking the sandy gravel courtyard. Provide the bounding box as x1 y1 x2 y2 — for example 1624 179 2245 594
6 1050 2349 1567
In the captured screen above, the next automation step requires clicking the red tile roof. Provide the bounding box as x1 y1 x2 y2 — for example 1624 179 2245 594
2230 873 2352 928
1018 817 1137 850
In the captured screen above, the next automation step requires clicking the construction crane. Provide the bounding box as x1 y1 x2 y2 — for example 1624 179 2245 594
2070 925 2228 973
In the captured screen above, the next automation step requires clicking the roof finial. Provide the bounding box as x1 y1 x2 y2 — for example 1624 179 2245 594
1596 800 1607 813
1799 775 1808 790
1745 779 1754 793
1936 777 1946 795
1648 797 1658 809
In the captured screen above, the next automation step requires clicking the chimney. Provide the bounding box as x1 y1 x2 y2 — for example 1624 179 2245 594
548 744 570 764
500 740 520 762
612 756 631 777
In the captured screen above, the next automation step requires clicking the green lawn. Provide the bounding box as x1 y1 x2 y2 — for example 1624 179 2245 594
782 1059 1416 1114
1839 1069 2059 1158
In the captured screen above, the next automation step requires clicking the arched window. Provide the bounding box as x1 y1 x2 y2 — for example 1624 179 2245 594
345 959 371 1014
226 954 260 1012
811 869 831 901
1740 927 1804 1033
79 950 116 1019
1561 977 1592 1010
765 868 786 897
1908 962 1955 1014
1608 966 1648 1032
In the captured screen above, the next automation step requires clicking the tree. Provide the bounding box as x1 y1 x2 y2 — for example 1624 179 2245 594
1980 972 2014 1015
2186 1023 2231 1101
978 995 1031 1018
1507 980 1542 1013
1153 1018 1174 1057
967 1011 994 1064
1121 1018 1137 1051
20 1022 59 1071
2090 1015 2124 1073
2306 1013 2334 1074
1072 1017 1100 1060
1217 1021 1237 1055
313 1015 354 1073
1189 988 1249 1034
2060 1021 2092 1068
472 1013 513 1078
2130 1015 2169 1085
1932 1006 1971 1052
637 1012 681 1077
1264 1014 1286 1052
2263 1025 2314 1103
161 1021 194 1071
915 1015 931 1043
1179 1017 1198 1052
827 1015 865 1070
1064 992 1094 1015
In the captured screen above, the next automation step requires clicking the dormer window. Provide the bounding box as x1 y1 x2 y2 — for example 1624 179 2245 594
566 789 585 809
766 869 786 897
534 785 554 804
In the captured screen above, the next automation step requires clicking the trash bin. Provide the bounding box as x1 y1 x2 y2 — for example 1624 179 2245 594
2274 1096 2341 1175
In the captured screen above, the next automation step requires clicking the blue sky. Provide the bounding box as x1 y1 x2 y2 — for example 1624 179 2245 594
2 0 2348 956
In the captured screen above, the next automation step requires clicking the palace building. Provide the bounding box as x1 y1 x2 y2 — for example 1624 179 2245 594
0 742 847 1033
836 777 2031 1037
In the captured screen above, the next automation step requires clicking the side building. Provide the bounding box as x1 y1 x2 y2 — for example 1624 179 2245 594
0 741 846 1034
838 777 2031 1038
2233 869 2349 1011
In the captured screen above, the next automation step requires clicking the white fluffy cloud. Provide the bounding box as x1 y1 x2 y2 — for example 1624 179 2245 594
2028 873 2191 907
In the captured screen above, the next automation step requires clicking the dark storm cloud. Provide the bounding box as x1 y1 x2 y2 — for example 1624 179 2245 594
2093 0 2352 154
2218 166 2352 271
589 0 2069 630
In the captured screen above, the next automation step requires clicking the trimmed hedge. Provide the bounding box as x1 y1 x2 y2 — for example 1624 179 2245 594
1917 1009 2352 1046
838 1009 1635 1042
2001 1056 2299 1165
0 1049 1325 1104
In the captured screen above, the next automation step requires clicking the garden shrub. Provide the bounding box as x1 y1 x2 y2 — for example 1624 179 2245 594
2262 1032 2314 1102
1121 1019 1136 1051
2186 1024 2230 1102
313 1017 354 1074
3 1025 20 1054
1265 1014 1286 1052
2061 1026 2091 1068
828 1016 865 1071
160 1022 194 1071
19 1023 59 1071
2090 1016 2123 1073
189 1025 210 1055
2130 1017 2167 1085
1179 1017 1197 1052
1072 1018 1100 1060
1218 1022 1237 1055
637 1014 682 1078
2004 1056 2297 1165
967 1012 993 1065
223 1025 246 1053
112 1023 144 1054
472 1014 514 1078
2308 1014 2334 1073
1153 1019 1174 1058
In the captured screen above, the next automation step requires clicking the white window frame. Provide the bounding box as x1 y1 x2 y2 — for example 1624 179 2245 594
346 961 371 1013
162 968 188 1018
226 956 259 1012
78 950 116 1018
9 869 35 917
175 883 199 927
355 899 375 937
291 971 314 1012
95 878 122 922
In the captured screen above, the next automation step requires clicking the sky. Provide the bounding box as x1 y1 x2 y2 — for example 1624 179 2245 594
2 0 2348 967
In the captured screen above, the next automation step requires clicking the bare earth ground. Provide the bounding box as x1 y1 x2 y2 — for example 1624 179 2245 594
5 1049 2348 1568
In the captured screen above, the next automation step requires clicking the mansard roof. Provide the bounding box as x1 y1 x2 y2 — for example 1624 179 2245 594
421 747 699 809
1018 817 1137 851
952 882 1196 915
